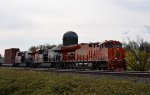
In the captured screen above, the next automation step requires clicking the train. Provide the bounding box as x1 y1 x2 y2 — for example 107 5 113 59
4 40 127 71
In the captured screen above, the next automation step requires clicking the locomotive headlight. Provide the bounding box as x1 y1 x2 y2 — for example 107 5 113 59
115 57 117 59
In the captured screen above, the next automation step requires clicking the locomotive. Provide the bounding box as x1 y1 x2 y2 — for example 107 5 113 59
5 40 127 71
61 40 127 71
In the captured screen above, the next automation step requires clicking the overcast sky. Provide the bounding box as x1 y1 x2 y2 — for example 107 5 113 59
0 0 150 56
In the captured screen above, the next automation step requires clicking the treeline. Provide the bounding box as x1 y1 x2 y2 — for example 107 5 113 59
28 44 62 52
123 36 150 71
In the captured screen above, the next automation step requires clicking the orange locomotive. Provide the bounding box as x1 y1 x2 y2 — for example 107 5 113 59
99 40 127 71
61 40 127 71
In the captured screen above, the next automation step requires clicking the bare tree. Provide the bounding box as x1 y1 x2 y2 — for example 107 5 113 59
124 36 150 71
0 54 2 59
29 46 38 52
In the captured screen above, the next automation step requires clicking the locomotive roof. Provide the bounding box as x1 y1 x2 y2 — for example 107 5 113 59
99 40 121 45
80 42 99 45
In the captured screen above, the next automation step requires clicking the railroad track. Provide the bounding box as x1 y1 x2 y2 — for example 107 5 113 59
53 69 150 78
1 66 150 78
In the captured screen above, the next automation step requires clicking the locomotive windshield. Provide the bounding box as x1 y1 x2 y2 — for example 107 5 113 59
115 43 122 47
100 41 122 49
17 52 22 56
108 41 122 48
107 42 113 48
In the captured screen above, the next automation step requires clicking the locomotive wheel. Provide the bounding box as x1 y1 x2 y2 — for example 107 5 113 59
91 62 98 70
26 62 32 67
34 63 42 68
60 62 65 69
12 63 20 67
26 62 29 67
30 62 35 68
51 63 54 68
63 62 67 69
54 62 60 69
71 62 76 69
98 62 108 70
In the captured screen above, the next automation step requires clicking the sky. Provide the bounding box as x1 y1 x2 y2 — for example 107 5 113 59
0 0 150 56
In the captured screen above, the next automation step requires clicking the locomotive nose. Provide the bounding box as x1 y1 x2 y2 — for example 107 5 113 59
114 48 126 61
115 49 121 59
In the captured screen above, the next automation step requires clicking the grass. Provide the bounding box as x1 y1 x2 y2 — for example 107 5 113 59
0 68 150 95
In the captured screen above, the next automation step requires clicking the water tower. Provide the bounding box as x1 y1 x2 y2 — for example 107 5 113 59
63 31 78 46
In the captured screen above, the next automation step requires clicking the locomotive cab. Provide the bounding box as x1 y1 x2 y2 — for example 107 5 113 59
99 40 127 71
14 51 35 67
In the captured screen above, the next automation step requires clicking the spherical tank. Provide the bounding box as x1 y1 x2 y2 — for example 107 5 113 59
63 31 78 46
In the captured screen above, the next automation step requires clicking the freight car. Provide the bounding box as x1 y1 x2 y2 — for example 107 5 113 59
4 48 19 65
